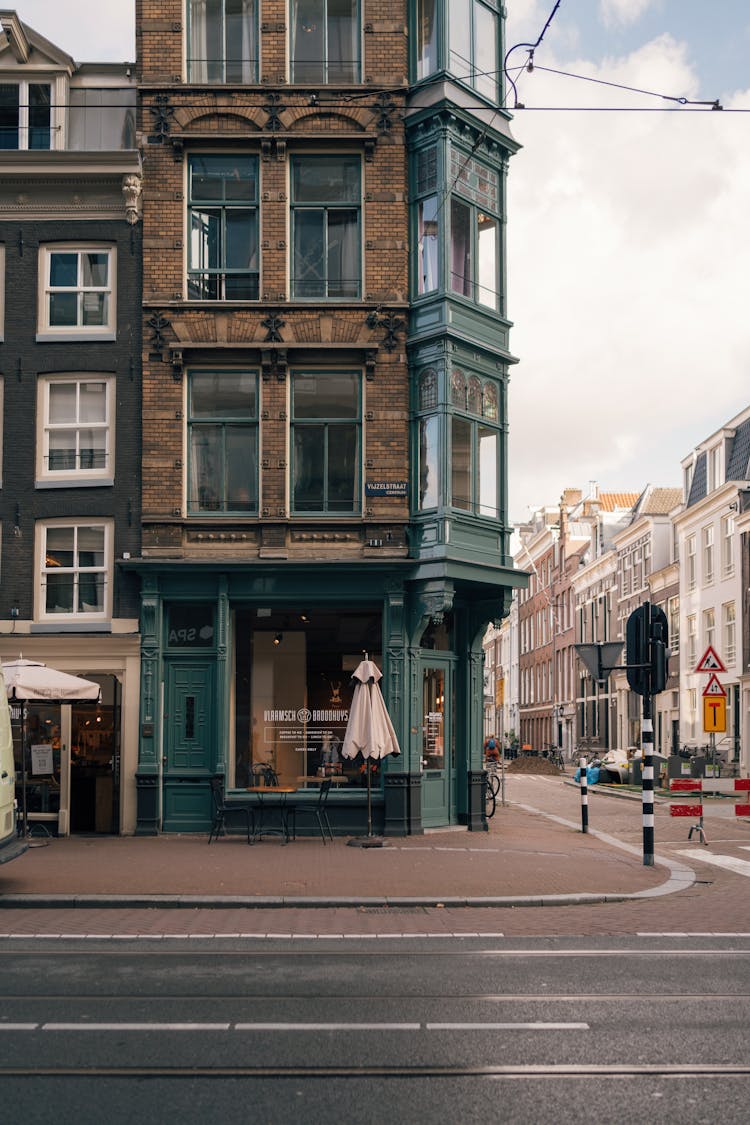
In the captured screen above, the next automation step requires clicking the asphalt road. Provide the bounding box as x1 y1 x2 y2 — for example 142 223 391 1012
2 936 749 1123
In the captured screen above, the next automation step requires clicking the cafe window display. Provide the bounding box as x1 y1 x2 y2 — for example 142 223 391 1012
232 609 381 789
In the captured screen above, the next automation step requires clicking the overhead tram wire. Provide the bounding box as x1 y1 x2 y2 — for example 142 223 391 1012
503 0 564 110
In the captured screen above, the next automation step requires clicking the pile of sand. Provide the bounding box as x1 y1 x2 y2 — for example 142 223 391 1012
504 755 563 776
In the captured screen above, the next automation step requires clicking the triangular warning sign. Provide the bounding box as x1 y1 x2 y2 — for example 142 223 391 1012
695 645 727 674
702 673 727 698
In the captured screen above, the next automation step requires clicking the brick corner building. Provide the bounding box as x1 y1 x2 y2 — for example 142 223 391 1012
132 0 524 836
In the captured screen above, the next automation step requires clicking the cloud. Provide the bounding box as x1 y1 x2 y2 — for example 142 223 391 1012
506 36 750 519
599 0 657 29
16 0 135 61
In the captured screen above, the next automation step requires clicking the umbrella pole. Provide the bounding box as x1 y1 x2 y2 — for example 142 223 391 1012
366 758 372 837
21 703 28 838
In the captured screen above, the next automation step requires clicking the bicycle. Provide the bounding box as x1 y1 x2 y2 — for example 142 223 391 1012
484 758 500 819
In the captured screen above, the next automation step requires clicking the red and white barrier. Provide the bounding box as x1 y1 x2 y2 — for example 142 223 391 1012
669 777 750 818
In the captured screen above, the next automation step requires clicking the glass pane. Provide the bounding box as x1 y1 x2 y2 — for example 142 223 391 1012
48 383 77 424
327 423 358 511
191 372 256 418
46 573 74 614
292 157 360 203
78 573 104 614
81 293 107 326
189 0 223 82
49 253 78 287
419 415 439 509
225 210 258 271
0 83 19 148
449 0 471 78
293 210 325 298
190 155 257 202
474 4 497 100
450 197 472 297
292 0 326 83
327 209 359 297
418 368 438 410
48 433 77 471
451 416 472 511
49 293 78 326
225 274 259 299
82 253 109 287
78 430 107 469
294 425 325 510
450 369 466 409
327 0 359 83
417 0 438 79
45 526 75 568
190 424 223 510
226 0 256 82
226 425 256 510
422 667 445 769
29 84 51 149
293 372 358 418
77 526 105 567
477 212 498 308
467 376 482 415
478 426 498 517
418 196 439 294
190 208 221 271
79 382 107 423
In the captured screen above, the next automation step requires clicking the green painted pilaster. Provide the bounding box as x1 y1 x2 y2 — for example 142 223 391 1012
214 577 230 776
136 578 162 835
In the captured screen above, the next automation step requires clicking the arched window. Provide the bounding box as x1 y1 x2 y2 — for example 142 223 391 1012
418 367 438 410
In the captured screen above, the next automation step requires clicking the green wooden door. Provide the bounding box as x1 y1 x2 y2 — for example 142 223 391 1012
163 661 215 831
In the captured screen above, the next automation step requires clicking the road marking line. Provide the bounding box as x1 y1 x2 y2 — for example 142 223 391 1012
43 1023 232 1032
426 1022 589 1031
0 931 504 941
676 850 750 878
0 1024 38 1030
638 932 750 937
234 1023 420 1031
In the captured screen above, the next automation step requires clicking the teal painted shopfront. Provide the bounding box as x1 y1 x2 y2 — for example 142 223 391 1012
130 560 521 836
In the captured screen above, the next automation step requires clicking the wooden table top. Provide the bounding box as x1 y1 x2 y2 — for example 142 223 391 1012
296 775 349 784
243 786 297 794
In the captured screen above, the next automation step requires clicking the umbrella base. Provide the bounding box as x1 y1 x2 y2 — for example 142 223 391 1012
347 836 387 848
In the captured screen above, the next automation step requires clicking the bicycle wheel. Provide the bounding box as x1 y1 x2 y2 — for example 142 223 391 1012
484 777 496 819
488 770 501 796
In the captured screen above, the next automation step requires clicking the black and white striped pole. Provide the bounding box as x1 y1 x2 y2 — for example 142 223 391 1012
641 690 655 866
626 601 668 867
579 756 589 834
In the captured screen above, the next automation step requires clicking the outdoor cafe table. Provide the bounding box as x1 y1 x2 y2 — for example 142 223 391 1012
243 786 296 842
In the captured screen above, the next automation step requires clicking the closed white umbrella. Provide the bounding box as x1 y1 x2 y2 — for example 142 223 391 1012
2 658 101 836
342 657 400 846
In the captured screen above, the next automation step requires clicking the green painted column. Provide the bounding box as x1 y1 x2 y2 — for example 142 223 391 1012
135 578 162 835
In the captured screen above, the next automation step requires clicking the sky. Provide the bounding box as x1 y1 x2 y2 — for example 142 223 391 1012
12 1 750 522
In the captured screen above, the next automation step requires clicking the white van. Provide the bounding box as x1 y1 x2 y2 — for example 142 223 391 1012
0 669 28 864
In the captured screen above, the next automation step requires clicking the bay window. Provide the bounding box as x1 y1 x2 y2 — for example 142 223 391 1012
449 0 498 101
449 149 500 309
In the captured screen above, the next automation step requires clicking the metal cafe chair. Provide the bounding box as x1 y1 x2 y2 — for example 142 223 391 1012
208 776 254 844
288 779 335 843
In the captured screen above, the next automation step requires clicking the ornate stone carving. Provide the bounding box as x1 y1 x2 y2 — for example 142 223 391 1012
122 173 142 225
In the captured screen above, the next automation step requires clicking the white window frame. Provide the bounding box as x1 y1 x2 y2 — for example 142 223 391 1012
702 525 714 585
703 607 715 652
723 602 736 666
36 374 114 486
687 614 697 671
686 534 696 591
36 519 113 623
0 79 52 150
721 514 734 578
37 245 116 341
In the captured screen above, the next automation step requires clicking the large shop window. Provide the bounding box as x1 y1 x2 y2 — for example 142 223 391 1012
448 0 498 102
187 0 257 83
38 521 111 620
37 375 113 484
232 609 381 789
188 154 259 300
291 155 361 299
291 0 360 84
291 370 361 514
187 370 258 514
38 246 115 338
0 81 51 149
